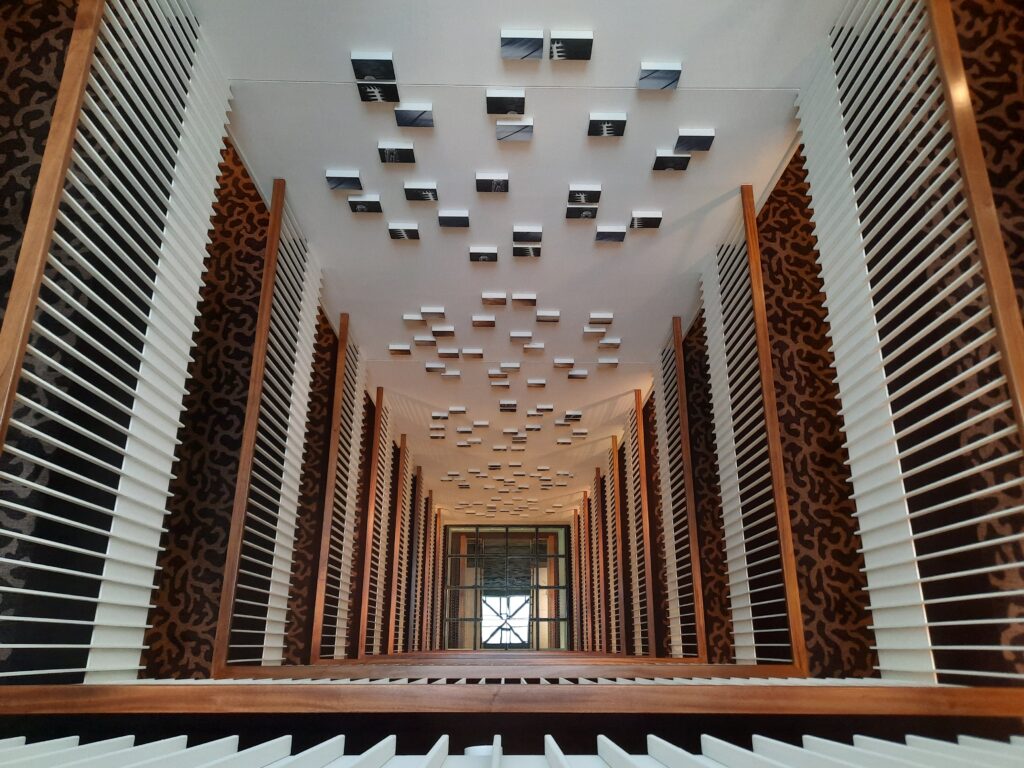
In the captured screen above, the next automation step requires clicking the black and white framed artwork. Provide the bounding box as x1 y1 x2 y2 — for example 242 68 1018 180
637 61 682 90
568 184 601 203
378 141 415 163
500 29 544 60
439 209 470 227
351 53 395 81
653 151 690 170
588 112 626 136
348 194 382 213
566 205 598 219
476 172 509 192
496 118 533 141
676 127 716 152
404 182 438 201
357 82 400 102
630 211 663 229
395 103 434 127
595 225 626 242
513 245 541 258
512 225 542 243
486 88 526 115
325 169 361 191
470 246 499 263
550 31 593 60
388 222 420 239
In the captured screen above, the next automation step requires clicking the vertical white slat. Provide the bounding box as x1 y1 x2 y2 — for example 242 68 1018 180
703 261 753 663
86 10 229 682
268 735 345 768
544 736 571 768
646 735 711 768
0 738 81 762
700 735 787 767
751 735 853 768
60 735 189 767
349 736 397 768
128 735 240 767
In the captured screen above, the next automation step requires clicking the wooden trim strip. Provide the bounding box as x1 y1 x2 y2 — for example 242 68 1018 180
928 0 1024 443
385 434 409 654
585 493 593 651
407 467 423 651
421 491 434 651
0 0 105 451
632 390 657 658
609 437 628 654
356 386 386 659
212 178 287 675
741 184 809 674
673 317 708 661
310 313 350 662
9 684 1024 717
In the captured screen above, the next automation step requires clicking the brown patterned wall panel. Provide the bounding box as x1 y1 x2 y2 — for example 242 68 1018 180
757 149 878 678
952 0 1024 317
682 312 733 663
641 395 671 657
142 139 269 679
0 0 77 320
283 309 337 664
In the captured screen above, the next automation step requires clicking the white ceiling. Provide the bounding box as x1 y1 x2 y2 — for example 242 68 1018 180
190 0 844 521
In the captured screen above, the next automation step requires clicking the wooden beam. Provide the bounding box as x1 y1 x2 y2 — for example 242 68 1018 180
10 683 1024 717
212 178 287 675
0 0 105 451
928 0 1024 443
741 184 809 674
632 390 657 658
356 386 386 659
580 491 592 651
309 313 350 662
609 437 629 654
385 434 409 654
407 467 423 651
421 491 434 651
672 317 708 662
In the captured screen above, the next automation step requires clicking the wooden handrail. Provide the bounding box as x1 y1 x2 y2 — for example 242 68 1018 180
928 0 1024 444
9 682 1023 717
356 386 386 658
212 177 286 675
309 313 350 662
632 389 657 658
385 434 409 654
672 317 708 661
0 0 104 451
741 184 809 674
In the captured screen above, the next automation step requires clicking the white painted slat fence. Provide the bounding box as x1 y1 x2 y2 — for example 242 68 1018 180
0 0 229 683
0 731 1017 767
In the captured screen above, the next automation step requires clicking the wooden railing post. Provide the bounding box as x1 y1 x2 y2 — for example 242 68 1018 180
385 434 409 653
356 386 386 659
928 0 1024 443
741 184 809 674
632 389 657 658
672 316 708 662
609 437 629 654
309 313 350 662
0 0 104 451
212 178 286 675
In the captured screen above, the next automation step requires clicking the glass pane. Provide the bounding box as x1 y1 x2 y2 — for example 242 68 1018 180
536 620 568 650
533 557 565 587
481 594 531 648
536 530 562 557
448 557 479 588
446 588 480 621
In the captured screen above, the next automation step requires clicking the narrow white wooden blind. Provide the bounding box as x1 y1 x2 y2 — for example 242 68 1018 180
227 207 321 666
3 729 1018 767
797 0 1023 683
318 339 366 659
654 340 699 658
623 405 650 657
603 446 622 654
364 400 395 656
392 446 414 653
0 0 229 683
703 221 793 665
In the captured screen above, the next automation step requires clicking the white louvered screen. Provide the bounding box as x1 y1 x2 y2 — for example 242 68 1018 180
0 0 228 683
623 403 651 657
227 206 321 666
364 401 395 656
318 339 366 660
2 730 1019 767
703 221 793 665
797 0 1023 684
603 446 622 654
392 447 414 653
654 339 699 658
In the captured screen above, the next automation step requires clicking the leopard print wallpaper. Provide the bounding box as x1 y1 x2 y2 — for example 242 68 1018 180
283 309 337 664
0 0 76 323
682 311 734 664
757 149 878 678
952 0 1023 316
142 139 270 678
